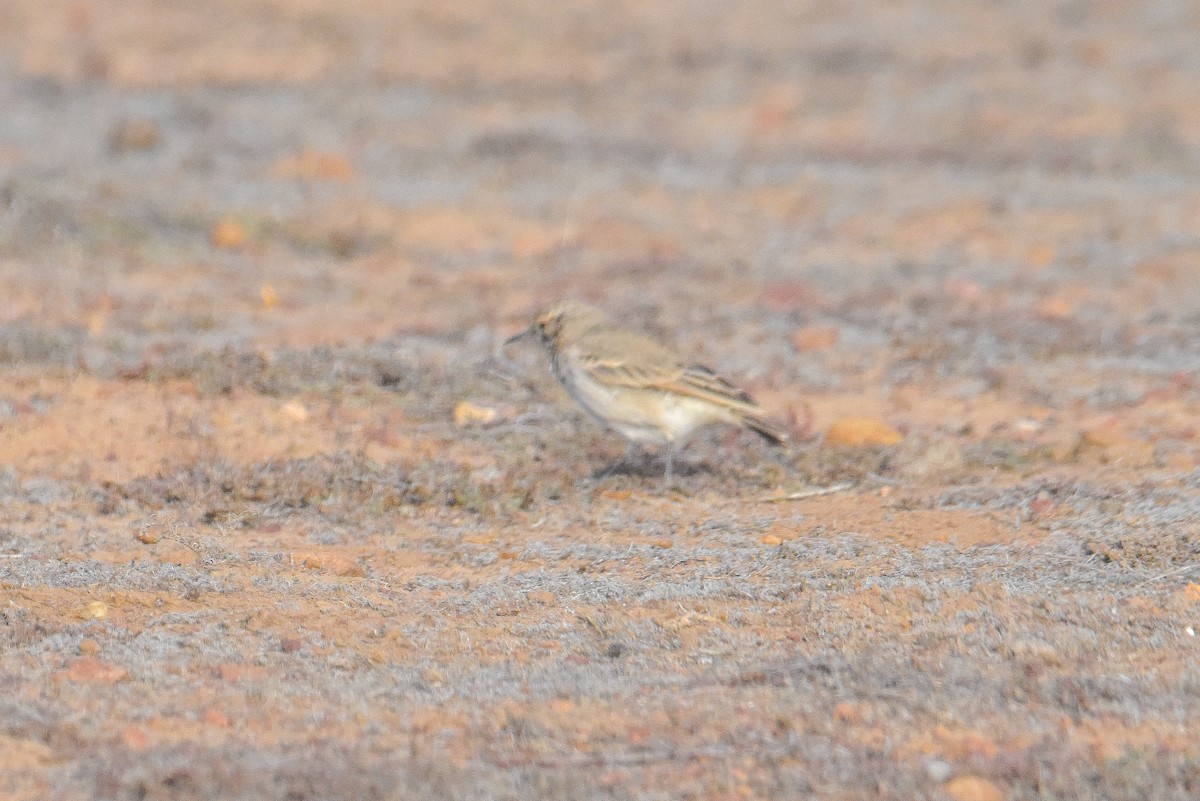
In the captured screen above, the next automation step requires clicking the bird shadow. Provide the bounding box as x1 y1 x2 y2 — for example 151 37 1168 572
590 454 706 480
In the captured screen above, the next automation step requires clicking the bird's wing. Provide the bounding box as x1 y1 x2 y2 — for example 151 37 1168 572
573 330 690 390
573 329 787 444
575 331 758 412
674 364 759 408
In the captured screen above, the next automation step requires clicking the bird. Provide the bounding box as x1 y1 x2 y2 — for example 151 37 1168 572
505 300 786 485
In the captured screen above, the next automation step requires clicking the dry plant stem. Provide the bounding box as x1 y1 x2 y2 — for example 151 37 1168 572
757 482 855 503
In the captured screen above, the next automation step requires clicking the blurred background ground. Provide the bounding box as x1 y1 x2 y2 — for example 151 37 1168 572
1 1 1199 799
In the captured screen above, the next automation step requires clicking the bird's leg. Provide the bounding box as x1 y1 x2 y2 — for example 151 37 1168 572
663 443 676 488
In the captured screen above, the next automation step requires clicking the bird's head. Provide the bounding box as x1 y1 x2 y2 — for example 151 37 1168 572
506 300 608 349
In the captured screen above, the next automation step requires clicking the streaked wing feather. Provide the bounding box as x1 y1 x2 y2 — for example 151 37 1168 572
676 364 756 406
582 355 758 413
578 352 684 390
573 329 689 390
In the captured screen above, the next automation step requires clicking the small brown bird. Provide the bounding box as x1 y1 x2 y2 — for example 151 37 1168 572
506 300 786 484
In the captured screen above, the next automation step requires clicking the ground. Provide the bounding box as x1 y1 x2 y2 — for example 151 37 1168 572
1 1 1199 799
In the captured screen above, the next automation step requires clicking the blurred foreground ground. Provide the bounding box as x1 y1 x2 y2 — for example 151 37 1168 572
1 1 1199 799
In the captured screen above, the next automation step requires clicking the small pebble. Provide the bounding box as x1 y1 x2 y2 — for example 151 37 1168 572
826 417 903 447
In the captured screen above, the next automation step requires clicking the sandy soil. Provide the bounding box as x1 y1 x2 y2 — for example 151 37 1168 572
2 1 1199 799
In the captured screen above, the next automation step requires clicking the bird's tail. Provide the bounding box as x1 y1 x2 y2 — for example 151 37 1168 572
743 414 788 447
677 364 789 446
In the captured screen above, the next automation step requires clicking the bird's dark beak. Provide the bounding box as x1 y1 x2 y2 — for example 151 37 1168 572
503 326 535 347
